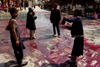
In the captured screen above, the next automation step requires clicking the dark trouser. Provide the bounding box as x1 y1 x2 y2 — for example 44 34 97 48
71 37 84 57
53 23 60 35
11 38 23 64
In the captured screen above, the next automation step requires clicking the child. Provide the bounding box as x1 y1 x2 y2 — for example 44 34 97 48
50 3 61 38
26 7 37 39
6 8 28 66
63 10 84 63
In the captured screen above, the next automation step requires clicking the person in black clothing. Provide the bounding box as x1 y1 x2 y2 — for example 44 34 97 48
6 8 27 66
63 10 84 63
26 7 37 39
50 3 61 38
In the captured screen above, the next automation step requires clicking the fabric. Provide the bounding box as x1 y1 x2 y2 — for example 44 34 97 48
11 38 23 64
65 16 84 37
26 12 36 30
0 3 3 10
30 30 35 38
57 5 60 9
9 18 24 64
71 37 84 56
53 22 60 35
50 9 61 23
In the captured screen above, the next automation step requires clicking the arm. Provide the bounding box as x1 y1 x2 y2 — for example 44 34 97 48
65 18 75 22
58 10 61 21
50 11 53 22
65 26 72 30
10 19 19 46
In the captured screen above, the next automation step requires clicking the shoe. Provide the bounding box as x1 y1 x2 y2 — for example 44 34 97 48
58 35 60 38
53 34 56 37
32 37 36 39
68 55 73 58
18 61 28 67
30 37 32 40
66 59 77 64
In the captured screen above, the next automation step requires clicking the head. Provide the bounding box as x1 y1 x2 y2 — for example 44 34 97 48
53 3 57 9
9 8 18 18
74 10 81 17
29 7 33 12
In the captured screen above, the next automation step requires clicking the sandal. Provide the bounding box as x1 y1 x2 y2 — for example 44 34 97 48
18 61 28 67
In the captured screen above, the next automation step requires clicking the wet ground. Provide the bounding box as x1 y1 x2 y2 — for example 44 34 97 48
0 7 100 67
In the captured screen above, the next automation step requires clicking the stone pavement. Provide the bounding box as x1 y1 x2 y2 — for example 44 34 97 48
0 6 100 67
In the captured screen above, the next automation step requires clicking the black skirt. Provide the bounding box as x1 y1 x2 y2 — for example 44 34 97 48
71 37 84 57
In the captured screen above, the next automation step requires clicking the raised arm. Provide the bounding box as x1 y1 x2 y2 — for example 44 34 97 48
63 16 75 23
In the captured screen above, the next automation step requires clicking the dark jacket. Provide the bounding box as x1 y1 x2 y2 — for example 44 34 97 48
26 12 36 30
50 9 61 23
65 16 84 37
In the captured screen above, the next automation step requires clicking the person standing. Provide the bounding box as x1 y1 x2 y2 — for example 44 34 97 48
19 0 22 10
57 3 60 10
50 3 61 38
26 7 37 39
63 10 84 63
6 8 28 66
85 3 88 15
24 1 26 10
0 1 3 11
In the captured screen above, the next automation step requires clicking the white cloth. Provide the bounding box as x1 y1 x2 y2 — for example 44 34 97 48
57 5 60 10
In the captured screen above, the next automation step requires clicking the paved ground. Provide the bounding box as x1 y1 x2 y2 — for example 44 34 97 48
0 6 100 67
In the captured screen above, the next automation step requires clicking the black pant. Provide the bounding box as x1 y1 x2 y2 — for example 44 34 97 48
53 23 60 35
11 38 23 64
71 37 84 57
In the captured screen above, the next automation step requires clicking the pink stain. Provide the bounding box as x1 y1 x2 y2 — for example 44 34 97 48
1 18 100 67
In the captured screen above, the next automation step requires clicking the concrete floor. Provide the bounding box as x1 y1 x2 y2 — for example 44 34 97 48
0 6 100 67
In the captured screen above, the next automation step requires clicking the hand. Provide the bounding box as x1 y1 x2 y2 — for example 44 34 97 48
16 40 19 46
51 21 52 23
64 23 67 26
63 16 66 20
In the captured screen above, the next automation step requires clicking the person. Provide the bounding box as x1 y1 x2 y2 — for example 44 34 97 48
8 4 12 12
26 7 37 39
57 3 60 10
94 7 99 19
50 3 61 38
63 10 84 63
6 8 28 66
12 4 14 8
34 4 36 8
19 0 22 10
67 4 71 15
85 3 88 15
0 1 3 11
24 1 26 10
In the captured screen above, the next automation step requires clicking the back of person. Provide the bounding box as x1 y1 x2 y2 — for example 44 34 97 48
51 9 60 22
71 16 83 36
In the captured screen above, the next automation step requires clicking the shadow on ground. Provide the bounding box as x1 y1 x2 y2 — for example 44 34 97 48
0 60 17 67
21 37 30 42
37 35 55 40
41 61 77 67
